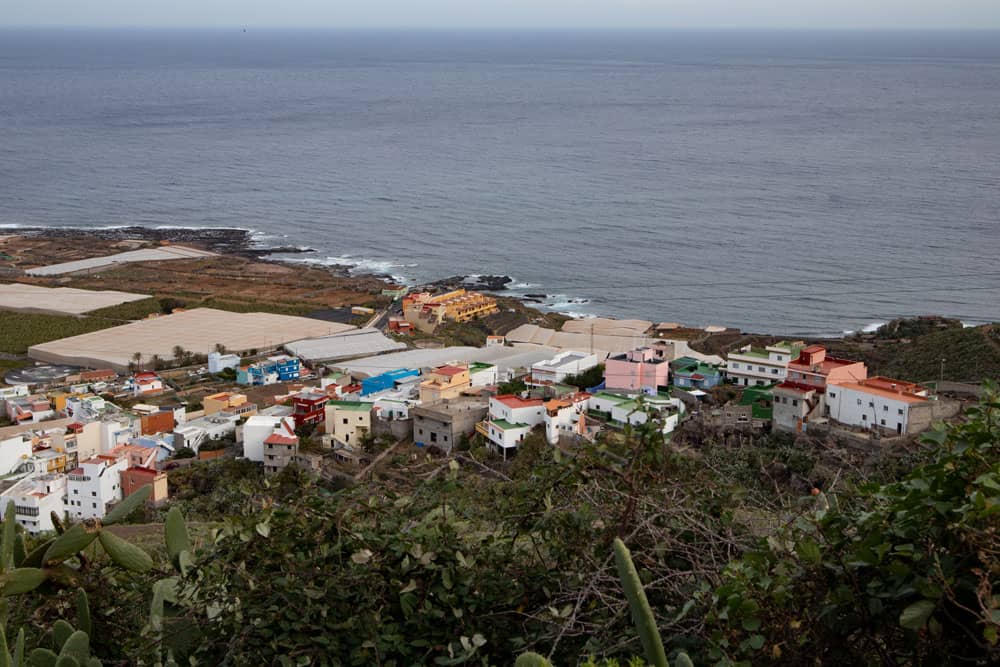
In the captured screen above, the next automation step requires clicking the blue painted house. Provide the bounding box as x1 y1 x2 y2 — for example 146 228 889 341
670 357 722 389
360 368 420 396
237 355 302 386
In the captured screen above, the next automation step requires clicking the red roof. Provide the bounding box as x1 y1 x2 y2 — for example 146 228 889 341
434 365 467 376
264 433 298 446
134 372 159 382
69 467 84 475
493 394 544 408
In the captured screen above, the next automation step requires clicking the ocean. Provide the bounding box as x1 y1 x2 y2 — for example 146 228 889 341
1 28 998 335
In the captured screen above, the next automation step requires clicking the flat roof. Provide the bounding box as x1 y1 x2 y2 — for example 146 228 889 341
28 308 353 372
25 245 216 277
0 283 150 316
284 328 407 363
335 344 560 378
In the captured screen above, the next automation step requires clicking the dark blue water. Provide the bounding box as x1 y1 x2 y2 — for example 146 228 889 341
2 29 999 335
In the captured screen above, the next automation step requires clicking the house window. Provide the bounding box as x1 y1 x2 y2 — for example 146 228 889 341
430 432 438 442
731 363 739 369
443 435 448 442
898 408 904 415
758 366 765 373
829 392 836 399
857 399 862 406
91 492 96 497
862 415 867 421
883 405 888 412
791 399 798 407
342 418 348 424
880 419 886 425
92 502 96 508
772 369 778 374
418 429 423 435
868 402 874 408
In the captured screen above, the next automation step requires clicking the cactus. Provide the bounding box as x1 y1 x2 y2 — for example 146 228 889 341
43 524 100 567
514 652 553 667
102 486 151 526
0 569 47 597
164 507 190 571
12 536 27 569
613 538 669 667
74 590 91 637
96 531 153 573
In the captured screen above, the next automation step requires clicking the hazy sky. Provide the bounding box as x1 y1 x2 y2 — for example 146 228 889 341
5 0 1000 30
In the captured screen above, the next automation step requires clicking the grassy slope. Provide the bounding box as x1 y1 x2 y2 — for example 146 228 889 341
0 311 119 355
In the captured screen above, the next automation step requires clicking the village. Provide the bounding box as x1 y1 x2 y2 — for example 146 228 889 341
0 236 980 533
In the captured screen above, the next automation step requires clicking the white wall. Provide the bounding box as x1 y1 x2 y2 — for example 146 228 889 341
827 385 915 433
0 435 32 476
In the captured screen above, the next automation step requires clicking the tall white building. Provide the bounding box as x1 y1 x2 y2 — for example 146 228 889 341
65 454 128 521
531 351 600 385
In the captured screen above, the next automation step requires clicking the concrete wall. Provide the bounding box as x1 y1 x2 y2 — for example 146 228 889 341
373 417 413 442
907 399 963 434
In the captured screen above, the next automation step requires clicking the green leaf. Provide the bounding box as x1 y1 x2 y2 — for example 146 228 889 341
52 621 74 653
28 648 59 667
0 568 47 596
102 486 151 525
44 524 99 566
796 539 821 565
741 616 761 632
1 500 16 571
97 531 154 572
899 599 936 630
164 507 191 568
748 634 765 650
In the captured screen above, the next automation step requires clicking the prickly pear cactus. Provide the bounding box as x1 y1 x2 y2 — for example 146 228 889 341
613 538 669 667
514 652 554 667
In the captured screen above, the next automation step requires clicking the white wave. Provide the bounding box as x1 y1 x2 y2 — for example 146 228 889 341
508 281 539 290
271 254 418 283
842 321 887 335
559 311 598 320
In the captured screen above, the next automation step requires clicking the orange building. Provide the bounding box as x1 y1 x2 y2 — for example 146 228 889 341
402 289 498 333
121 467 169 505
419 364 472 403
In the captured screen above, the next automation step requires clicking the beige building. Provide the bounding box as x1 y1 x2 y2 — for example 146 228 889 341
418 364 471 403
203 392 256 417
325 401 373 448
263 433 299 476
401 289 498 333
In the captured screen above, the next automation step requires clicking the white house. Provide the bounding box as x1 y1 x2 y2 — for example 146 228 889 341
65 454 128 521
208 351 241 374
469 363 499 387
726 341 803 387
542 394 590 444
0 474 67 534
131 372 164 396
826 377 929 435
242 415 296 462
531 351 600 385
481 395 546 459
174 413 239 454
0 385 30 409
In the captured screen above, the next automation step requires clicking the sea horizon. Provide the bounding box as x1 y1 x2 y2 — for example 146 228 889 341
2 28 998 335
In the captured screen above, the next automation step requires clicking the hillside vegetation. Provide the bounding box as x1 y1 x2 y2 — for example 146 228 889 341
2 390 997 665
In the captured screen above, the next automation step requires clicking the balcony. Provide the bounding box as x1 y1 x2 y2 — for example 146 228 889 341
475 420 490 438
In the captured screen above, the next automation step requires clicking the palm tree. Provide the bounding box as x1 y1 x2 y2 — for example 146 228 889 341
132 352 143 371
150 354 162 371
172 345 187 365
214 343 228 355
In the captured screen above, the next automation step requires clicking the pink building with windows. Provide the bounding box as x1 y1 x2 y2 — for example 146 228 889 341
603 347 671 394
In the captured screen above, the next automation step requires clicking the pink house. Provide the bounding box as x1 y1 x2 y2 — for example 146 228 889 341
604 347 671 393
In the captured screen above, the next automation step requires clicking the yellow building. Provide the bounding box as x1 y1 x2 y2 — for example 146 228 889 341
402 289 498 332
419 365 472 403
203 392 253 416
